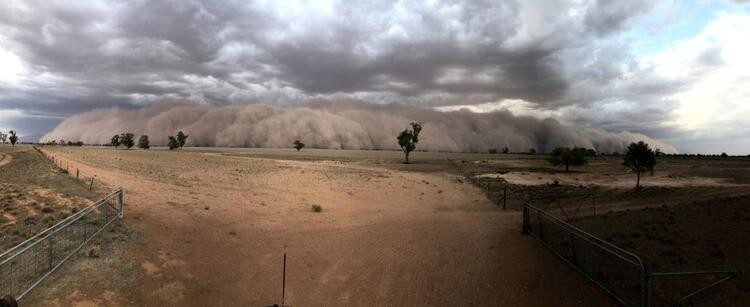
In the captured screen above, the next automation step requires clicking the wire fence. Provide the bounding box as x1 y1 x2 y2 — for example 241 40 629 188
34 146 102 192
523 204 736 306
0 188 124 300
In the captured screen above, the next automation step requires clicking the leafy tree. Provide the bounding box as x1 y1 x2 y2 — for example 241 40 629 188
293 140 305 151
585 149 597 157
502 147 510 154
120 133 135 149
721 152 729 158
167 136 180 150
549 147 587 172
396 122 422 164
138 135 150 149
9 130 17 147
623 141 657 188
0 131 6 144
111 134 120 148
176 131 188 149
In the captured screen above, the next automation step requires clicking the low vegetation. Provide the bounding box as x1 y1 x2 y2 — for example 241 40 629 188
311 204 322 212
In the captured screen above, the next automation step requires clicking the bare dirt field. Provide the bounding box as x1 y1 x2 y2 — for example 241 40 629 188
9 146 614 306
4 145 750 306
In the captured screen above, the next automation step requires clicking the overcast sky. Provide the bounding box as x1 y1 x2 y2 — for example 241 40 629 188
0 0 749 154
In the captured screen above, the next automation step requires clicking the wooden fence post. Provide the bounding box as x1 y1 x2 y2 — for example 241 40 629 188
503 186 507 210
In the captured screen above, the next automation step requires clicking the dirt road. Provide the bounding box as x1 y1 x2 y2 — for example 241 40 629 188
29 147 614 306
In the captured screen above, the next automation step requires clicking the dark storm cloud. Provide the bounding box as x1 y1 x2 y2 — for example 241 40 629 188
0 0 680 145
0 0 657 104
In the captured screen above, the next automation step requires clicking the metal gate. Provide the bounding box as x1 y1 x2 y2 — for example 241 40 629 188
0 188 124 300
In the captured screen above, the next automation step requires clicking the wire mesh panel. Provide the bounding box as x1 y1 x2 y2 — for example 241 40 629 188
524 204 647 307
0 188 124 300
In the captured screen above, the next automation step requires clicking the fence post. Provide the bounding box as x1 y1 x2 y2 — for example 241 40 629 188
503 186 507 210
522 205 530 234
643 266 651 307
89 177 94 191
76 169 79 180
48 239 54 271
118 188 124 218
592 194 596 217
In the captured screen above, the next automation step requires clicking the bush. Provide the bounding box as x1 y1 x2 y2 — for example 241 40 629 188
167 136 179 150
311 204 322 213
138 135 150 149
293 140 305 151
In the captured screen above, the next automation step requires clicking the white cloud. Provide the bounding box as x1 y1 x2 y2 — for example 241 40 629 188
0 47 26 84
647 13 750 138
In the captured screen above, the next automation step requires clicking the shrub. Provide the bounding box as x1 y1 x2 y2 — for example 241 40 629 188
167 136 179 150
138 135 150 149
293 140 305 151
311 204 322 213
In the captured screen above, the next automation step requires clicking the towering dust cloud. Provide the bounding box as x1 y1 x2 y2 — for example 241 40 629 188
43 100 676 154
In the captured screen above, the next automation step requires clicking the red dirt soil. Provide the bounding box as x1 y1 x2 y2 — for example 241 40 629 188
23 147 615 306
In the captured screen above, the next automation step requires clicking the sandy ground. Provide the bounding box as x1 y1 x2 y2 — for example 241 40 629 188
22 146 616 306
0 152 10 168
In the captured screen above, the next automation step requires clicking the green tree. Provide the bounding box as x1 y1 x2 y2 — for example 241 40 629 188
138 135 150 149
110 134 120 148
623 141 657 188
176 131 188 149
168 136 180 150
293 140 305 151
0 131 6 144
9 130 17 147
120 133 135 149
549 147 587 172
396 122 422 164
